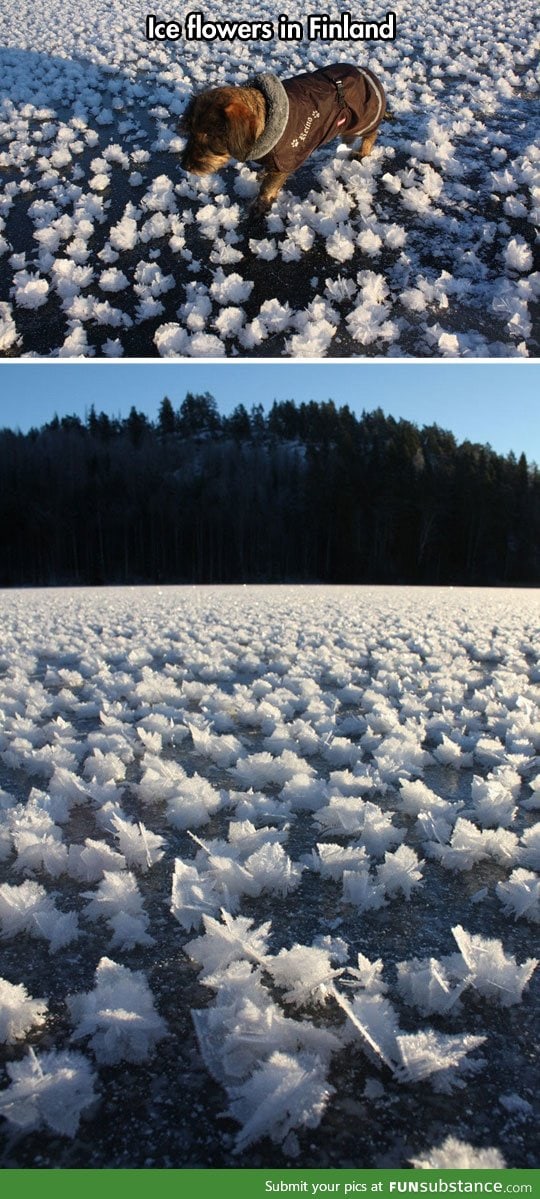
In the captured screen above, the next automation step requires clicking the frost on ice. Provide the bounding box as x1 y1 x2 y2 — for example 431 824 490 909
410 1136 506 1169
0 584 537 1163
496 869 540 923
0 1049 97 1137
185 910 271 978
396 1030 486 1092
0 880 79 952
265 945 342 1008
0 0 538 356
0 979 47 1044
68 957 167 1064
397 957 467 1017
83 870 153 949
451 925 538 1006
228 1051 334 1154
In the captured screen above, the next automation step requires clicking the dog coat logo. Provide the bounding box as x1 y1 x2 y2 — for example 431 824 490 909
291 109 321 147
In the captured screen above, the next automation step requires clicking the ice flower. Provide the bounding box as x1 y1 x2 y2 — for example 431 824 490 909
451 925 538 1005
67 838 127 881
69 957 167 1064
505 237 533 273
185 909 272 979
342 868 387 911
110 814 165 871
396 1030 486 1092
167 773 224 830
410 1137 506 1169
397 956 467 1015
192 963 340 1087
342 992 400 1070
171 858 219 930
377 844 424 898
229 1051 333 1153
496 869 540 923
307 841 369 880
244 842 302 897
83 870 153 948
12 270 49 309
0 1048 97 1136
519 824 540 869
0 978 47 1044
265 944 342 1007
0 880 78 952
0 302 19 350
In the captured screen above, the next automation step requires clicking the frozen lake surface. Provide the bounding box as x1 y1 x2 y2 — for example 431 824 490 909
0 585 538 1168
0 0 538 357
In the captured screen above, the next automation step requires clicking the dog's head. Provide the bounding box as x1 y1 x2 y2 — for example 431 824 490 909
180 87 262 176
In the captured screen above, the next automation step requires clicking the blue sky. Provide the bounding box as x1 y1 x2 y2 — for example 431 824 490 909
0 362 538 462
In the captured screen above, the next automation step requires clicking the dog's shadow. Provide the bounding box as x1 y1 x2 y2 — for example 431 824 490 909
0 46 184 129
0 47 124 106
0 46 194 355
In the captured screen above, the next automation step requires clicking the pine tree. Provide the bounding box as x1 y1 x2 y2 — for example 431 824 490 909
158 397 176 436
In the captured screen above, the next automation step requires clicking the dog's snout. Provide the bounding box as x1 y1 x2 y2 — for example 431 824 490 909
179 140 200 172
180 131 230 177
180 148 207 176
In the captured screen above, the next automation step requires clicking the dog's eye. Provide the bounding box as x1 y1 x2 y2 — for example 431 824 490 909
198 134 222 154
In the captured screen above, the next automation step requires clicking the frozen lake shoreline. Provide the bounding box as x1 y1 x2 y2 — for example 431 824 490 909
0 586 538 1167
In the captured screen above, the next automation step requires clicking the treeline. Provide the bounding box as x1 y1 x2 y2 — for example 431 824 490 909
0 395 538 586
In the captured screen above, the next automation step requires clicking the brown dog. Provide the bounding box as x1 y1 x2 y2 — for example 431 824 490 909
180 63 386 211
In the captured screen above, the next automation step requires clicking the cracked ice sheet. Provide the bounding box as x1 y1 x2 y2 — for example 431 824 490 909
0 0 538 358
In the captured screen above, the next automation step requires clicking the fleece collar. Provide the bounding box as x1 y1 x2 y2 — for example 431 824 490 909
248 73 289 159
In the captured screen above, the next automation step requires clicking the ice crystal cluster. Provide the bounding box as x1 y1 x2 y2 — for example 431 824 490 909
0 585 537 1166
0 0 538 357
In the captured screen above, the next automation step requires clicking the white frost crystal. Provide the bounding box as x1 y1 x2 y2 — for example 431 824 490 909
185 910 271 978
244 843 302 897
452 925 538 1005
0 582 539 1157
0 880 79 951
69 957 167 1064
0 978 47 1043
396 1029 486 1092
83 869 152 947
0 1048 97 1136
410 1136 506 1168
397 956 466 1015
171 858 219 930
265 944 341 1007
110 814 165 871
377 844 424 898
496 868 540 923
228 1051 333 1153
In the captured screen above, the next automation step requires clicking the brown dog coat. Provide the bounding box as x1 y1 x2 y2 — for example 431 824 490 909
252 64 386 174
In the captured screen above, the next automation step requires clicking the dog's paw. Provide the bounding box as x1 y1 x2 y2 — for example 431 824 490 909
250 197 272 217
246 201 272 231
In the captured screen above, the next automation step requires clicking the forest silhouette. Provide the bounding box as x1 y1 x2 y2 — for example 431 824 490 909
0 397 537 586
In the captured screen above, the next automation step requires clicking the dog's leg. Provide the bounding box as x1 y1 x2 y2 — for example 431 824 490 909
254 169 290 213
353 128 380 160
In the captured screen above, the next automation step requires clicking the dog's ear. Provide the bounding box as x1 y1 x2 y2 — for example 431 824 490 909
223 101 258 159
